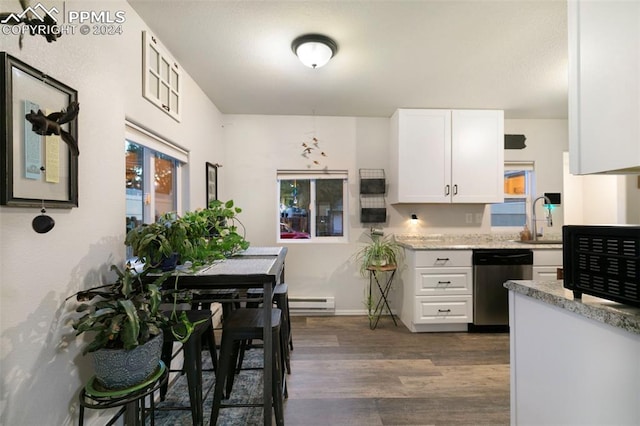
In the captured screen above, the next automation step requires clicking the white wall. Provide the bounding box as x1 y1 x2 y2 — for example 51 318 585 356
0 2 223 425
563 152 640 225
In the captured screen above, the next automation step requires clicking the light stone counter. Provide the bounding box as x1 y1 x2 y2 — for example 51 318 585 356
395 233 563 250
505 279 640 335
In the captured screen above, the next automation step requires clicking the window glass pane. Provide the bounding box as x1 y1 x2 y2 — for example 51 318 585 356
279 179 310 239
315 179 344 237
171 69 179 91
504 171 526 195
170 91 179 113
149 46 159 73
148 72 159 98
160 83 170 106
161 58 170 81
154 153 176 221
491 198 526 226
125 142 143 233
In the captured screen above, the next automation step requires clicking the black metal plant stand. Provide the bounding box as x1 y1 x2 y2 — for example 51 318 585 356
78 361 168 426
367 264 398 330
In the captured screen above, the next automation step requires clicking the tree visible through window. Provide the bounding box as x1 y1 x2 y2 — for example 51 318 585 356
278 171 348 242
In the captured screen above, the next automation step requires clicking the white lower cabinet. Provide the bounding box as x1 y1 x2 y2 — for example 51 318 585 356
533 249 562 281
400 249 472 332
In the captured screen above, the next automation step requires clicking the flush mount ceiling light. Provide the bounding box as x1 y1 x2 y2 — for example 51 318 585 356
291 34 338 69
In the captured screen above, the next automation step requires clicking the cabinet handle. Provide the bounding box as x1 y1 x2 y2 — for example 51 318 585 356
438 309 451 313
444 185 450 196
438 281 451 284
453 184 458 195
436 257 450 262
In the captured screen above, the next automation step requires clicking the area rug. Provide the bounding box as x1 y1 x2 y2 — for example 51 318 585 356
153 347 264 425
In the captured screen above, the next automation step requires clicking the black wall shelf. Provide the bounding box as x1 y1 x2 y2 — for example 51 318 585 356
359 169 387 224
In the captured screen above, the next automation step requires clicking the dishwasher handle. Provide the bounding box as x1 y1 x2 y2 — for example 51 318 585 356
473 249 533 265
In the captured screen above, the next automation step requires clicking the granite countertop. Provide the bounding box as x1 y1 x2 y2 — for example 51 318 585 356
395 233 563 250
504 280 640 335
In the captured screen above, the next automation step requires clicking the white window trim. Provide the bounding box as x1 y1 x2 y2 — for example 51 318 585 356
276 170 349 244
142 31 181 122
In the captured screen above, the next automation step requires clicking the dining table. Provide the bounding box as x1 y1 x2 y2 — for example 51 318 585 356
161 246 287 426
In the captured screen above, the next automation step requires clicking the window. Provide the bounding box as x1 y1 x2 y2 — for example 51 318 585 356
491 162 535 227
125 123 187 239
277 171 348 242
142 31 181 122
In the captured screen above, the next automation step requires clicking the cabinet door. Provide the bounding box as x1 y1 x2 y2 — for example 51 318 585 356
451 110 504 203
390 109 451 203
568 0 640 174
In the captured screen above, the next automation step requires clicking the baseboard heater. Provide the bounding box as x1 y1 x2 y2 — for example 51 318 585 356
289 296 335 314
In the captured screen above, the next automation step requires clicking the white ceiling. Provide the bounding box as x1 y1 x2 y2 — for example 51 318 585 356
128 0 568 119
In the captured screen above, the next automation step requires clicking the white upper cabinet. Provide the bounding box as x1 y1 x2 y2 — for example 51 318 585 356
568 0 640 174
389 109 504 204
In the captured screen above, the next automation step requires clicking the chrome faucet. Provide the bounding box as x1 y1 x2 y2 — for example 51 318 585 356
532 195 552 241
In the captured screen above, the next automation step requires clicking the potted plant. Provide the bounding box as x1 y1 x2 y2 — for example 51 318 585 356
354 233 403 277
67 263 199 390
181 200 250 263
125 212 194 271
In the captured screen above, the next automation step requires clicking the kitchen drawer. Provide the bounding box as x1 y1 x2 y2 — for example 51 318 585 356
413 295 473 324
415 267 472 295
534 249 562 266
413 250 472 267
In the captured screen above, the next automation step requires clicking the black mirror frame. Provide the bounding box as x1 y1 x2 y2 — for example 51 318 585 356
0 52 78 208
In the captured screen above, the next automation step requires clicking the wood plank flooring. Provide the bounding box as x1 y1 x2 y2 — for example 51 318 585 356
282 315 510 426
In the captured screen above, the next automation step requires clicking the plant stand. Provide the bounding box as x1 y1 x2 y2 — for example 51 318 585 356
367 264 398 330
78 361 168 426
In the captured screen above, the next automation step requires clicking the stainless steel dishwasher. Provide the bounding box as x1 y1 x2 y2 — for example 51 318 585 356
472 249 533 330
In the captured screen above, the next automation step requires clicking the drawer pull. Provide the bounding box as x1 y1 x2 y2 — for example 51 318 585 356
438 309 451 313
436 257 450 262
438 281 451 284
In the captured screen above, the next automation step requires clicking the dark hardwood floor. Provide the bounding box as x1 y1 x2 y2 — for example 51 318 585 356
282 315 510 426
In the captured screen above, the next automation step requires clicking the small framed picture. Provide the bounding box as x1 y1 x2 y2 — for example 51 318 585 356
206 162 218 206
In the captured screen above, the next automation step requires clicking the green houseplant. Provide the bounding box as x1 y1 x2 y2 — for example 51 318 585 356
354 233 403 277
180 199 250 263
125 212 194 271
67 263 200 389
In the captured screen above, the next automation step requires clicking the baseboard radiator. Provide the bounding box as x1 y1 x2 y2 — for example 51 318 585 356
289 296 335 315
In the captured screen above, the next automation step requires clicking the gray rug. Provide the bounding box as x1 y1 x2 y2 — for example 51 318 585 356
153 347 264 425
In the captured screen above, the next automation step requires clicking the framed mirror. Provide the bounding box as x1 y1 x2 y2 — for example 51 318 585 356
0 53 78 208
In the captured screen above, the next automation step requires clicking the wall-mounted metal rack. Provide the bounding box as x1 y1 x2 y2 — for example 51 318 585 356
359 169 387 223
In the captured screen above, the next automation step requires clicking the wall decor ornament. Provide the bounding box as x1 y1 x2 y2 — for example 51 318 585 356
0 52 79 208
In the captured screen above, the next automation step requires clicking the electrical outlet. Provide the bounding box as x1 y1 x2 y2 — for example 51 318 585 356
475 213 483 224
465 213 473 224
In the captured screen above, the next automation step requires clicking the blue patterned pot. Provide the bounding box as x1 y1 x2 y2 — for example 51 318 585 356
91 333 163 390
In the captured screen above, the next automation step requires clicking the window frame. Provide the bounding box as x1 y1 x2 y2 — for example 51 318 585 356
276 170 349 244
125 122 187 225
490 161 536 231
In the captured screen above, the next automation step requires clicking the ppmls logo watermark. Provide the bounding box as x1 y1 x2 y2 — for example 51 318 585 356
1 2 126 40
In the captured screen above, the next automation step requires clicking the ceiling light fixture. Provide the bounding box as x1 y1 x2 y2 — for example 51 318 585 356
291 34 338 69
